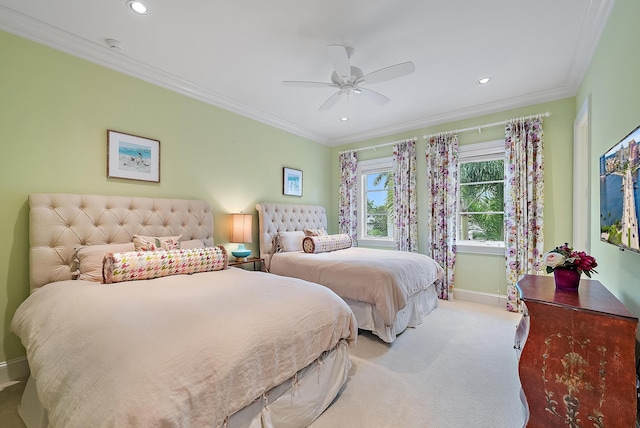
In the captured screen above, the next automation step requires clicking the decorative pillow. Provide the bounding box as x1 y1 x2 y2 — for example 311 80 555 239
303 234 352 254
276 231 305 252
179 239 207 249
74 243 136 282
303 228 328 237
103 246 228 284
133 234 182 251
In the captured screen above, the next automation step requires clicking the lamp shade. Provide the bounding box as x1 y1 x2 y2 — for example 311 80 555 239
230 213 252 243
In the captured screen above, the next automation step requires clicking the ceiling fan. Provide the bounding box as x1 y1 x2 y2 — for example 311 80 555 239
282 45 415 111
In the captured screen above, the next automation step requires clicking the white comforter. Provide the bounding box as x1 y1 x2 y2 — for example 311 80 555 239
269 247 444 326
11 268 356 428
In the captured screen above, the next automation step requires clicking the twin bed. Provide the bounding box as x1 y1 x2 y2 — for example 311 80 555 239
256 203 444 343
11 194 356 428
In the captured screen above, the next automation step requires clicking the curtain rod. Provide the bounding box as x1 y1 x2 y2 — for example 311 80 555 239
339 137 417 154
422 111 551 140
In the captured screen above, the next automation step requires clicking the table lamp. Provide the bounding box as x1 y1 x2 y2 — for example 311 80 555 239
230 213 252 261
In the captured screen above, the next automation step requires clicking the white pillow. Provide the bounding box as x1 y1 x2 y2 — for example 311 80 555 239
276 231 305 252
180 239 207 249
74 243 136 282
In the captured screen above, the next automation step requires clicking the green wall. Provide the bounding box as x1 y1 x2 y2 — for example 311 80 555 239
576 0 640 322
0 31 332 363
331 98 576 297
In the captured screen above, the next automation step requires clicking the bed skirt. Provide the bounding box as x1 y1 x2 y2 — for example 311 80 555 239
346 285 438 343
18 340 351 428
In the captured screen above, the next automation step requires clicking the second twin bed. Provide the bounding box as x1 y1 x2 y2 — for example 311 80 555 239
256 202 444 343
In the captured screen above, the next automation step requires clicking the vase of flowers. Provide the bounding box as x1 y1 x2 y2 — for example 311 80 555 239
543 243 598 291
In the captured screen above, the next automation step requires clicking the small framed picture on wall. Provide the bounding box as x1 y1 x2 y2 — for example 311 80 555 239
107 130 160 183
283 167 303 197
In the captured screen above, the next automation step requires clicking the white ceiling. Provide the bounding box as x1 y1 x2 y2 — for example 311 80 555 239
0 0 614 146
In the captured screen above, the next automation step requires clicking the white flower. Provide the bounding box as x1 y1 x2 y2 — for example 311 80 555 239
543 252 566 268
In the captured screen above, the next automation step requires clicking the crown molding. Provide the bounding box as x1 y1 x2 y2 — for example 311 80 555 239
563 0 616 94
0 6 328 144
326 85 573 146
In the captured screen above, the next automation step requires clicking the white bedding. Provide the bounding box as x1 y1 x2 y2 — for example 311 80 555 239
269 247 444 326
11 268 356 428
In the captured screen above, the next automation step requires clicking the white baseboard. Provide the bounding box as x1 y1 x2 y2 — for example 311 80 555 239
0 356 30 385
453 288 507 308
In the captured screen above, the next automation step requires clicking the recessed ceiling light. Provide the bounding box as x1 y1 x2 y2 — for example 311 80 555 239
477 77 492 85
127 0 149 15
340 117 349 121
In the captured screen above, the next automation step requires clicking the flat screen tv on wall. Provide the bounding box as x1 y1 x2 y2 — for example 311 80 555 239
599 123 640 254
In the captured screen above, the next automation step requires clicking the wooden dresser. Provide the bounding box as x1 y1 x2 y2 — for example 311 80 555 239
515 274 638 428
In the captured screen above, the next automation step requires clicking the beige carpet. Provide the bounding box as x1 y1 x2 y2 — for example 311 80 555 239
0 300 525 428
310 299 526 428
0 379 26 428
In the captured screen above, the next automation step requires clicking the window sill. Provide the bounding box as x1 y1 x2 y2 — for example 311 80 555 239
457 241 504 255
357 238 396 249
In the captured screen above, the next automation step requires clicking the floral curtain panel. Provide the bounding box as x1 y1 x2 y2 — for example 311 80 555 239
425 133 458 300
393 139 418 252
504 117 545 312
339 150 358 243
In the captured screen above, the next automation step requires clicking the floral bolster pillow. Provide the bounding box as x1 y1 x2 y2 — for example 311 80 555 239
103 246 228 284
133 234 182 251
303 228 328 237
303 234 352 254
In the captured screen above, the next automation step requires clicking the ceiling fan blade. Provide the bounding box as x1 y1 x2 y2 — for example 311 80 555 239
327 45 351 83
319 91 343 111
357 87 390 106
360 61 415 86
282 80 336 88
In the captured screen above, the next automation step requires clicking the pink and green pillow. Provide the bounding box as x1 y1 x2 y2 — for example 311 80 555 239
103 246 228 284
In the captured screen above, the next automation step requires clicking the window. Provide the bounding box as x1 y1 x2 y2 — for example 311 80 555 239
457 140 505 254
358 157 395 247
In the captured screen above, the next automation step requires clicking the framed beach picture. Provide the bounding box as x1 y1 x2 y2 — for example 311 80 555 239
283 167 303 197
107 130 160 182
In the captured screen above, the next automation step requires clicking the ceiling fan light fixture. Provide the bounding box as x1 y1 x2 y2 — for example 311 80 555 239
477 77 492 85
286 45 415 111
127 0 149 15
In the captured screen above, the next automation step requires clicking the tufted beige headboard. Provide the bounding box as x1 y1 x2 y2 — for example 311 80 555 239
29 193 214 291
255 202 327 270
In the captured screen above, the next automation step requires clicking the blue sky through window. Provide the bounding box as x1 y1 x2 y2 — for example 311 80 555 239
367 173 388 206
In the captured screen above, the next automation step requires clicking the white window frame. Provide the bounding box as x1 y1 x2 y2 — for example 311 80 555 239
357 156 396 248
457 139 505 255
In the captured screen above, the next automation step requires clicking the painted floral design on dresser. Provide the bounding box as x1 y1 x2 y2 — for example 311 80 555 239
541 333 607 428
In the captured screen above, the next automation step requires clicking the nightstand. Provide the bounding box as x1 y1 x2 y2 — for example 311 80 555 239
228 257 264 271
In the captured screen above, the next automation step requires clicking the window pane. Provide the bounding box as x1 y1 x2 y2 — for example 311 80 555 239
460 182 504 212
459 213 504 241
460 160 504 183
458 158 504 243
367 214 389 237
365 171 394 239
367 173 387 191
